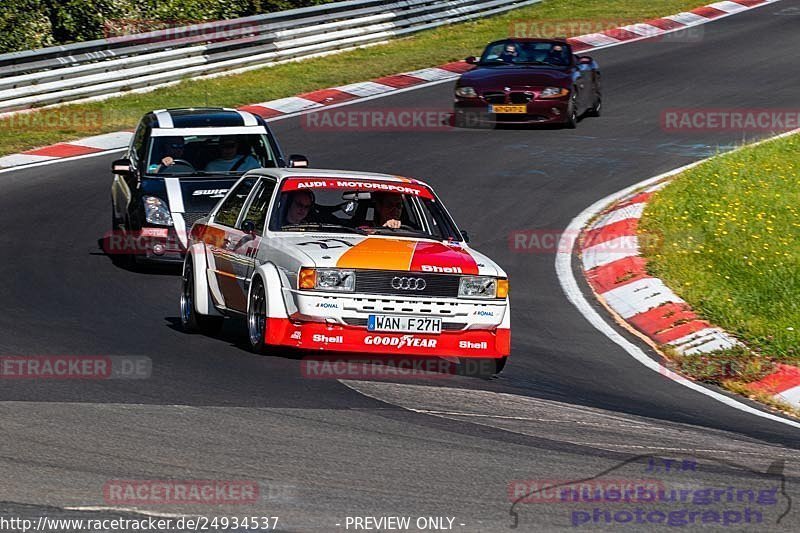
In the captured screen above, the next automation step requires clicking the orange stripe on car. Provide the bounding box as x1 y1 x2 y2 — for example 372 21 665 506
336 239 416 270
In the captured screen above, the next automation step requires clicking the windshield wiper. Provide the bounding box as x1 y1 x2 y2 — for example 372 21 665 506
282 223 367 235
518 61 560 66
371 227 431 238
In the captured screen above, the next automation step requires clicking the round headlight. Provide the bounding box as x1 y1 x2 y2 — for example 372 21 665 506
455 86 478 98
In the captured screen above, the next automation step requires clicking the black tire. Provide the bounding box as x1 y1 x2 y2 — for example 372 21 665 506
587 90 602 117
108 216 139 269
565 89 579 129
247 276 270 354
459 356 508 379
181 260 224 335
111 198 121 231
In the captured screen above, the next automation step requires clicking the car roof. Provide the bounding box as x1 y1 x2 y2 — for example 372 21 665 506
150 107 261 128
248 168 431 188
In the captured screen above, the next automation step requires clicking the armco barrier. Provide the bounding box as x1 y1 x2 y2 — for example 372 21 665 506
0 0 540 114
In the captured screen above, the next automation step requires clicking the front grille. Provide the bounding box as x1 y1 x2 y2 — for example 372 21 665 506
482 91 506 104
181 211 208 228
509 92 533 104
343 317 466 330
354 270 460 298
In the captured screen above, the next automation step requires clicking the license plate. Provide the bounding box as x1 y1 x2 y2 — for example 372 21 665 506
490 104 527 114
368 315 442 334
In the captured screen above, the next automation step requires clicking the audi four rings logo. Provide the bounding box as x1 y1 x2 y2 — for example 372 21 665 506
391 276 426 290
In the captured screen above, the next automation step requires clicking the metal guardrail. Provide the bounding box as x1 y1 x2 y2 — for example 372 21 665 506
0 0 540 114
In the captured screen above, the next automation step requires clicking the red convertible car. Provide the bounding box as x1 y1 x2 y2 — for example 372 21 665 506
453 38 601 128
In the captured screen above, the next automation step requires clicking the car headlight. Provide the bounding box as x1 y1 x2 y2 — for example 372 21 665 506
458 276 508 299
539 87 569 99
299 268 355 292
455 86 478 98
143 196 173 226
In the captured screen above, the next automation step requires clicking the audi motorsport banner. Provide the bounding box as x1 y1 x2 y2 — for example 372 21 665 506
281 178 434 199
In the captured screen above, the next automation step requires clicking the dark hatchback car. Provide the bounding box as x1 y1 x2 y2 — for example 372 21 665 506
453 38 601 128
109 107 308 264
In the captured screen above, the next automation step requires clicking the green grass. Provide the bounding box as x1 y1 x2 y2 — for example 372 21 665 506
0 0 703 156
640 133 800 364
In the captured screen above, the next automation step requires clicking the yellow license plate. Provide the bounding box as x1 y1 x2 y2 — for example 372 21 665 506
490 105 527 114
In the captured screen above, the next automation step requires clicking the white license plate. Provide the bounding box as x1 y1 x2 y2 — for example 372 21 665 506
368 315 442 334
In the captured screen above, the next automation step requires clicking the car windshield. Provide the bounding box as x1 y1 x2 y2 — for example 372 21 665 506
269 179 463 241
479 41 571 66
145 133 276 175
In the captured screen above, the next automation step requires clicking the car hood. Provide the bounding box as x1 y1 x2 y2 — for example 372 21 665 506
459 66 572 88
142 175 239 215
270 233 504 277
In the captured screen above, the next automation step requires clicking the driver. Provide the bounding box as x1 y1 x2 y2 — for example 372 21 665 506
156 136 188 173
499 42 518 63
372 192 403 229
205 136 260 172
283 190 315 225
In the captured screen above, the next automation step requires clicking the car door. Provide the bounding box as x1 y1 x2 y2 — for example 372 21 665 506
113 117 149 223
573 56 591 112
205 176 259 312
237 176 278 284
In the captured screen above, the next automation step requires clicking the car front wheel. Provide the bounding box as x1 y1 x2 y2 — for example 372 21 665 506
565 89 579 129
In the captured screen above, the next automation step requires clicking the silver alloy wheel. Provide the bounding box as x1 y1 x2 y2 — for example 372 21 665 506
248 280 267 347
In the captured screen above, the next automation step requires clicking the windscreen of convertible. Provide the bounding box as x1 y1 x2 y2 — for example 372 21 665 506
479 40 572 66
146 133 276 175
268 178 463 241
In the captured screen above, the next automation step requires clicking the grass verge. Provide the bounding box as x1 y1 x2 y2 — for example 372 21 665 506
640 132 800 377
0 0 704 156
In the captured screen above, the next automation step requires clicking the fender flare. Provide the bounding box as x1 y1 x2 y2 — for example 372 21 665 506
249 262 289 319
184 244 221 317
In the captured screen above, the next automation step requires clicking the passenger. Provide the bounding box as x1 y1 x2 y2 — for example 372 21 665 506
205 136 260 172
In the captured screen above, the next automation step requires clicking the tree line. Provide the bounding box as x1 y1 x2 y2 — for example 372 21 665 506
0 0 335 53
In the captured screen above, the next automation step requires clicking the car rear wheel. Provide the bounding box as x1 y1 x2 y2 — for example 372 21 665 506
587 90 602 117
181 260 223 335
247 277 270 353
458 356 507 379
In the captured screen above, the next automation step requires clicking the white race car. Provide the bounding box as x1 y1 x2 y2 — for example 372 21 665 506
180 169 510 375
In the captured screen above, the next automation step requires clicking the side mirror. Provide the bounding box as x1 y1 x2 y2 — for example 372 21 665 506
460 230 470 243
578 56 593 64
288 154 309 168
241 219 256 235
112 158 133 177
465 56 477 65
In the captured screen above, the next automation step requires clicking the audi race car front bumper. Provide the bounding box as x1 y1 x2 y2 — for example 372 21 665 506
264 290 510 358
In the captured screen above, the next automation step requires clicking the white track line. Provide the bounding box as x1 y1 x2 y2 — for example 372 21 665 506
555 128 800 430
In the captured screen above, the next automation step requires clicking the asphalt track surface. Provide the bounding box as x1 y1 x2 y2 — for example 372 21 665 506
1 2 800 531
